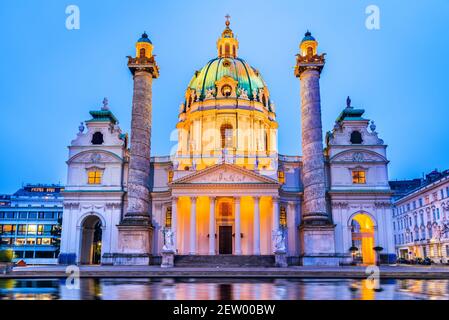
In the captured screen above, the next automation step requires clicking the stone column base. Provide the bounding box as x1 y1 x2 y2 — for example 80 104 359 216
113 224 153 266
299 224 339 266
161 251 175 268
275 251 288 268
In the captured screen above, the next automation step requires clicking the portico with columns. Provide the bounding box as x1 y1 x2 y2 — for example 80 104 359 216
169 164 280 255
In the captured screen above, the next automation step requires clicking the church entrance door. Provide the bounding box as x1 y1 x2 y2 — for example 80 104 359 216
219 226 232 254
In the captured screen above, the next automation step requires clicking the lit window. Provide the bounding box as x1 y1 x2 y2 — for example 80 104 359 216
88 171 102 184
168 171 174 183
165 207 172 228
280 206 287 228
15 238 26 245
220 124 233 148
27 225 37 235
278 171 285 184
352 170 366 184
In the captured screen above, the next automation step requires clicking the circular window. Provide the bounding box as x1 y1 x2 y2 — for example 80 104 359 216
221 85 232 97
222 59 231 67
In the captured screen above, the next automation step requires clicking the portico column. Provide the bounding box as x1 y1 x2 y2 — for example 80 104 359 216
209 197 216 255
272 196 279 253
235 197 242 255
253 196 261 255
190 196 197 255
171 197 178 254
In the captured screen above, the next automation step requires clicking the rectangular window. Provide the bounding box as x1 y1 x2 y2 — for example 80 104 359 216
5 212 14 219
437 208 440 219
0 237 12 245
419 198 423 207
15 238 26 245
0 212 4 219
413 201 416 209
43 225 53 235
165 207 172 228
407 204 410 211
393 222 396 231
44 212 54 219
446 187 449 198
88 170 102 184
280 206 287 227
278 171 285 184
28 212 37 219
446 245 449 257
441 189 445 199
38 212 45 219
27 224 37 235
17 225 26 235
40 238 52 245
26 238 36 245
18 212 27 219
352 170 366 184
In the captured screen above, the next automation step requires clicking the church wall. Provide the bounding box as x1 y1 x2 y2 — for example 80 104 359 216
260 196 273 255
196 196 210 254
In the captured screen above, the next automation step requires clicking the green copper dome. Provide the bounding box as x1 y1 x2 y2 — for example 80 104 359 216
188 57 267 101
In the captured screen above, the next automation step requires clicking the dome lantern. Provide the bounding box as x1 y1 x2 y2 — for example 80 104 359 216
136 31 154 59
217 14 239 58
300 30 318 57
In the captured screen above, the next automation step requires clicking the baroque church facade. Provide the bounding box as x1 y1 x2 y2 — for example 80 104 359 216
59 20 395 266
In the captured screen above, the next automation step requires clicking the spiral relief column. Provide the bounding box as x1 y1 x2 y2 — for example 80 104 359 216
115 32 159 265
295 31 337 266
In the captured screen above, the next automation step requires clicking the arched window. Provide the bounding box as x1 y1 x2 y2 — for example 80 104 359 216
225 44 230 56
307 46 313 57
350 131 363 144
168 170 174 183
220 124 233 148
221 84 232 97
139 48 146 58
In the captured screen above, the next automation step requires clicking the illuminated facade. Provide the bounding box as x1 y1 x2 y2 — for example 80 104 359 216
59 20 395 266
0 184 63 264
392 170 449 263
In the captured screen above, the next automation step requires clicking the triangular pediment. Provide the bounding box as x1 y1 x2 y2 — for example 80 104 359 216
171 164 279 185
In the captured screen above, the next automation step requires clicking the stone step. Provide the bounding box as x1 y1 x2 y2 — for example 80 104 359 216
174 255 275 267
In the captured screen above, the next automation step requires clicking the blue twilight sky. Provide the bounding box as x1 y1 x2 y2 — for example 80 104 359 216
0 0 448 194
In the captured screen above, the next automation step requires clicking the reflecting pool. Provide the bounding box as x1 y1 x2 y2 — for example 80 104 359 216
0 278 448 300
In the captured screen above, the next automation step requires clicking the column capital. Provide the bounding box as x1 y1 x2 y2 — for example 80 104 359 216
171 196 178 201
190 196 197 203
234 196 241 204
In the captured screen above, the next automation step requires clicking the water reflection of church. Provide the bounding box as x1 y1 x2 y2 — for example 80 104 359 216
58 18 395 267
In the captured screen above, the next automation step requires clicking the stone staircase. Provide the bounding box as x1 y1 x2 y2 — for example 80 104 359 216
174 255 275 267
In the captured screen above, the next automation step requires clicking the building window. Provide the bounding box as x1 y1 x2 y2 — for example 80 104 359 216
280 206 287 228
350 131 363 144
88 170 102 185
352 170 366 184
168 171 174 183
221 84 232 97
220 124 233 148
139 48 146 58
446 187 449 198
27 225 37 235
419 198 423 207
393 221 395 231
165 207 172 228
278 171 285 184
91 132 104 145
446 245 449 257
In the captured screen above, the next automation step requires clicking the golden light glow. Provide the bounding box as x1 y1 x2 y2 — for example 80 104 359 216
352 214 375 265
352 170 366 184
278 171 285 184
136 42 153 58
300 40 318 57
